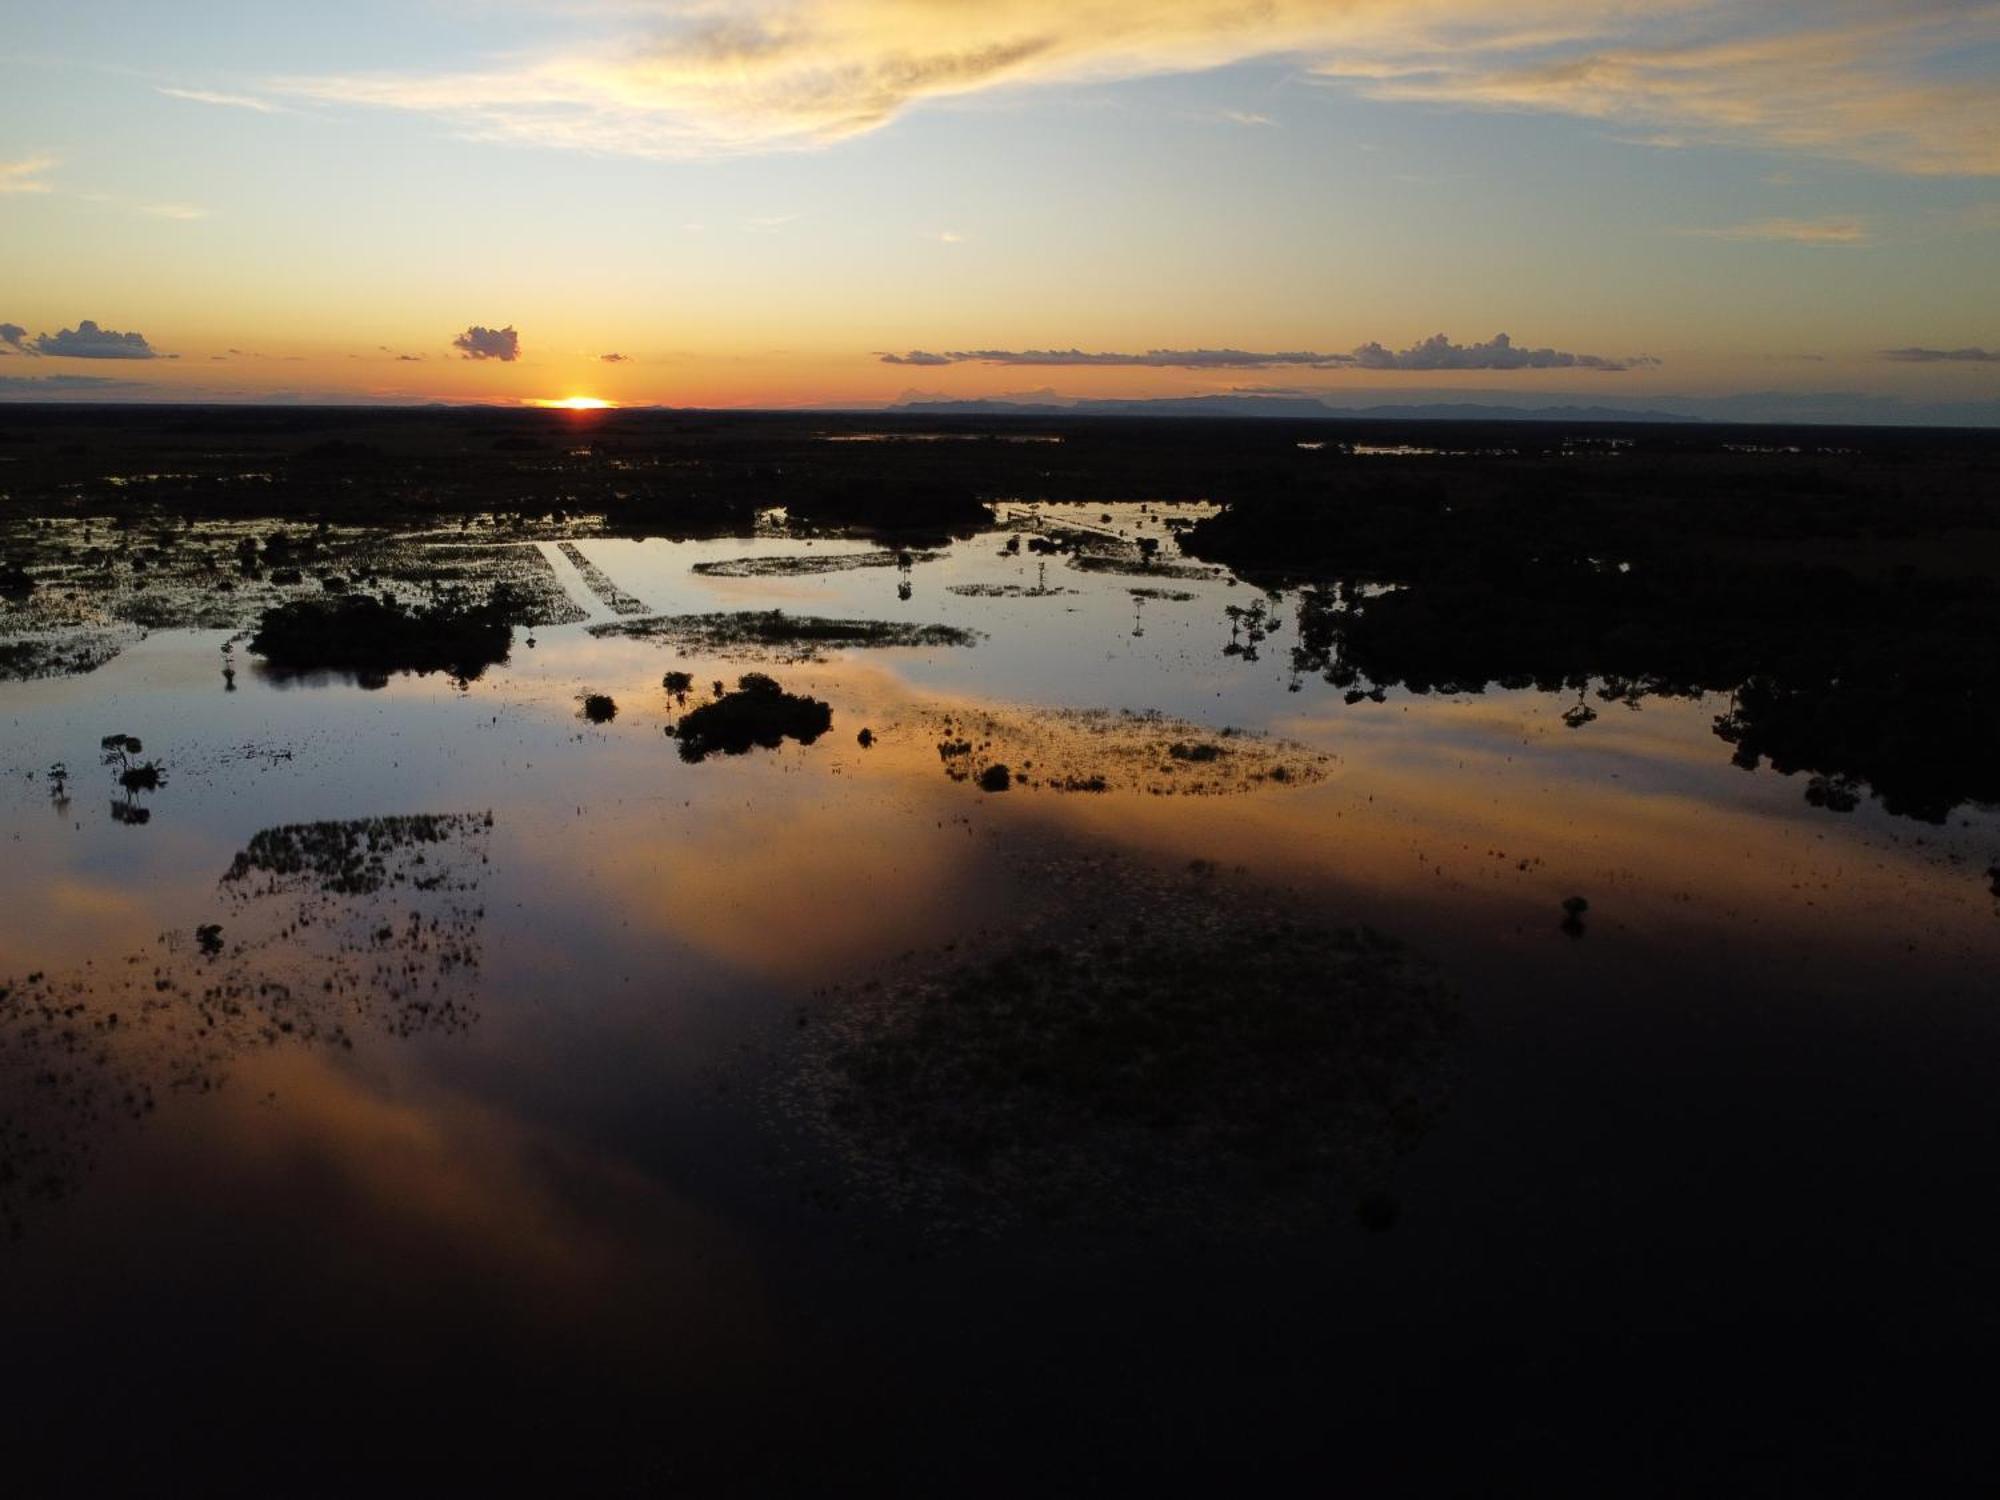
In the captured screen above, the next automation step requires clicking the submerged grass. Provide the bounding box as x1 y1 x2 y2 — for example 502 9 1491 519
590 609 980 661
782 853 1458 1238
692 549 938 577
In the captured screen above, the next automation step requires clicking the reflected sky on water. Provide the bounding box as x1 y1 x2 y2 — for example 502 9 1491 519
3 505 1997 1490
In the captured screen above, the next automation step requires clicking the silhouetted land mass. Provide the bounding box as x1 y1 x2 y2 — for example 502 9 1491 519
1176 431 2000 820
5 404 1998 816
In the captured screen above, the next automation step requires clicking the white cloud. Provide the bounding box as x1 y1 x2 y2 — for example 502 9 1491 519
271 2 2000 174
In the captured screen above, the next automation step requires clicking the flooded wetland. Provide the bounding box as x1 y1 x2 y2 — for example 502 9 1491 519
4 409 2000 1491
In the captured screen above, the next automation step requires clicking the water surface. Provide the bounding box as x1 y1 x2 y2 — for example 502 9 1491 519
4 504 1997 1491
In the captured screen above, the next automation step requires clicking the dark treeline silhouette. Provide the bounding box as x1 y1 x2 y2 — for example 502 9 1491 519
1180 436 2000 821
7 403 1992 543
248 589 517 683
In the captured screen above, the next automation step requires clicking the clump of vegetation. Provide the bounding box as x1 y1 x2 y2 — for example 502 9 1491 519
195 923 224 957
920 707 1325 797
0 634 130 682
976 763 1011 792
100 733 164 820
947 581 1073 599
248 590 517 682
662 670 694 699
670 673 832 762
555 541 649 615
1561 895 1589 938
579 693 618 724
222 812 490 895
590 610 979 661
692 549 939 577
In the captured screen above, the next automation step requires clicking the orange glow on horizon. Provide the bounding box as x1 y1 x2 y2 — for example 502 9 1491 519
525 396 616 410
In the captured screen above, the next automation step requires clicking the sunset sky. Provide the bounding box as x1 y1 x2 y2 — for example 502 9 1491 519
4 1 1997 419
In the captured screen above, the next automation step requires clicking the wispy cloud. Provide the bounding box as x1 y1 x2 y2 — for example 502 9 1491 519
158 86 285 114
1678 216 1869 244
882 332 1653 373
1317 4 2000 178
271 2 2000 174
600 351 631 363
1880 346 1998 364
0 156 55 194
141 202 209 221
0 323 28 354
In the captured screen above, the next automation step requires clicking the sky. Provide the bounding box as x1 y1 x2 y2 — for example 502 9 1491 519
3 0 1997 420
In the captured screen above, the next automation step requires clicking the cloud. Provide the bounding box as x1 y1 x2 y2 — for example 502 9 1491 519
141 202 209 221
886 347 1361 369
1880 346 1999 364
33 320 162 359
452 324 520 361
0 156 54 194
1317 3 2000 178
883 333 1650 372
0 323 26 354
158 86 284 113
1677 216 1868 244
273 2 2000 174
600 352 630 362
1350 333 1656 371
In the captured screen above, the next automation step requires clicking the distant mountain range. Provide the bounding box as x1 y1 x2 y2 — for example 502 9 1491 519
881 390 2000 427
893 395 1702 423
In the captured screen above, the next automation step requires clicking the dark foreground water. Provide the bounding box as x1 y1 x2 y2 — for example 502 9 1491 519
4 506 1998 1492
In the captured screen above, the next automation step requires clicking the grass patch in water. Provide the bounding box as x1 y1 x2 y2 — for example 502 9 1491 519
591 609 979 661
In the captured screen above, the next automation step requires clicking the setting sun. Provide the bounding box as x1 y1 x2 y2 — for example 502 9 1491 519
526 395 615 410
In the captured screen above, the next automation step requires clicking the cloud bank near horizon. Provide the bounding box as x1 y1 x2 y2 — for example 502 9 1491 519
273 1 1999 174
1882 346 1998 364
882 333 1656 373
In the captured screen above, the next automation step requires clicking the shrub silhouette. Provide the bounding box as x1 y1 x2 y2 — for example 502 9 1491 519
671 674 832 762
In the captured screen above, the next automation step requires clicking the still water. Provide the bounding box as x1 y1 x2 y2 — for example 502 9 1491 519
4 504 1997 1490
